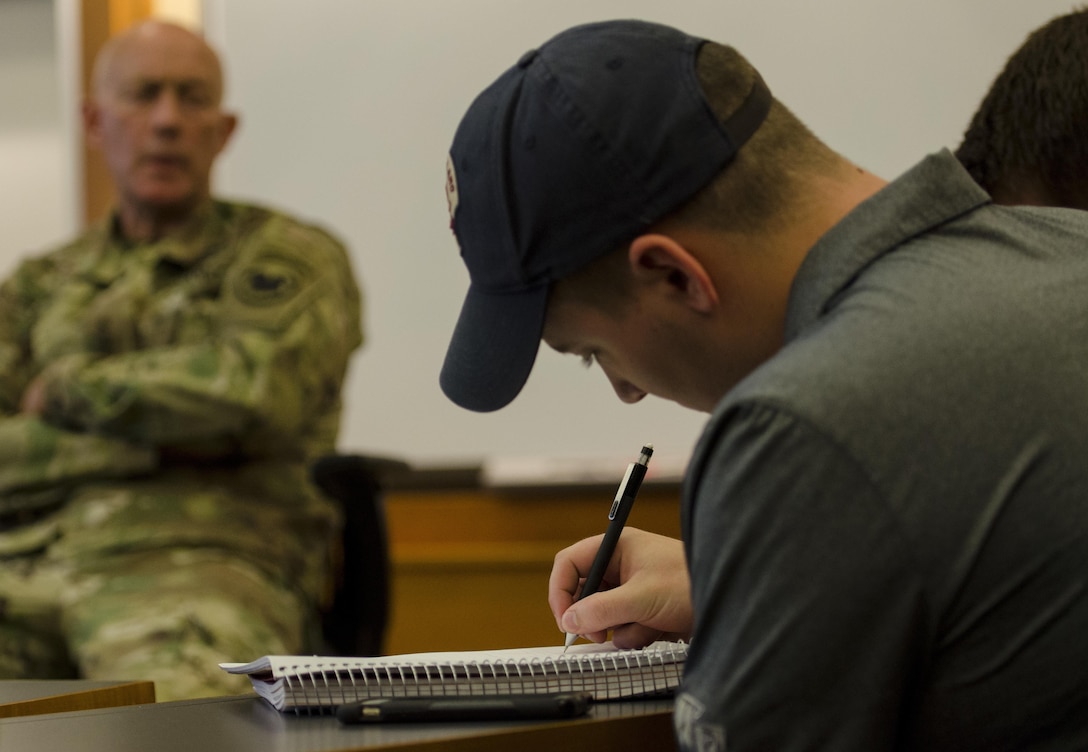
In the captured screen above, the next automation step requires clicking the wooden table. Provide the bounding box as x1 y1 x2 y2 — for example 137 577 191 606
0 679 155 718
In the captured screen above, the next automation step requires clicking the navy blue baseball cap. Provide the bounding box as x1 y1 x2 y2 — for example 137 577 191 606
441 19 772 412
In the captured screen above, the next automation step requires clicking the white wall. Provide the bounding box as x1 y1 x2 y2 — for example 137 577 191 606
5 1 1078 469
201 0 1077 468
0 0 78 279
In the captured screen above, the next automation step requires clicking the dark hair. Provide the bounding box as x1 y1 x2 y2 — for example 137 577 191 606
956 8 1088 207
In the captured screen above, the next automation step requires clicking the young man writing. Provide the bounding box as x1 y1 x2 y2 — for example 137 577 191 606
439 19 1088 750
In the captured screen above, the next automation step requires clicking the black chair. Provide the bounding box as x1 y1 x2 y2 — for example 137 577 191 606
309 453 399 657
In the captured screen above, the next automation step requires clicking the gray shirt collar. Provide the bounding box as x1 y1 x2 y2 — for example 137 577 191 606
784 149 991 341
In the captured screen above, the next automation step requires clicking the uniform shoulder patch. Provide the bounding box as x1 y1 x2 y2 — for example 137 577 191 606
218 213 351 333
229 253 310 308
220 239 323 332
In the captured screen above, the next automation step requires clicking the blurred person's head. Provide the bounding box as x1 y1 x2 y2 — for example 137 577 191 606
83 20 238 240
957 8 1088 208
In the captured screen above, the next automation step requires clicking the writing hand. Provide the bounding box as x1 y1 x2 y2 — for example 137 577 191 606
548 527 692 649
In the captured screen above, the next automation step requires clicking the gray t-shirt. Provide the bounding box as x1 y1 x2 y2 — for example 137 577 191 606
676 151 1088 751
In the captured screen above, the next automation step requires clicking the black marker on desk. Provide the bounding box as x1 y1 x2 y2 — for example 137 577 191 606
564 444 653 651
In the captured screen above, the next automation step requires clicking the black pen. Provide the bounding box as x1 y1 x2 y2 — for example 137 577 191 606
564 444 654 650
336 693 592 724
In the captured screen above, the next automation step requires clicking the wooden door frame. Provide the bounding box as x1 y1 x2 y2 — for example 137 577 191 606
78 0 156 226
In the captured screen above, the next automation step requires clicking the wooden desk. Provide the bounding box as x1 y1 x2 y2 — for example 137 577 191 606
383 481 683 654
0 680 155 718
0 695 676 752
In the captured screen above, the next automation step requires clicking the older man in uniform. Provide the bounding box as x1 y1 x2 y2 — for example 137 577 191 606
0 20 362 700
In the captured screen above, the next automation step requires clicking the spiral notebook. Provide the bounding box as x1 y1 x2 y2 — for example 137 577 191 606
220 640 687 713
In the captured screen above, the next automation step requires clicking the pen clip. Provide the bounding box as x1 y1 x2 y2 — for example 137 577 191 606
610 463 636 519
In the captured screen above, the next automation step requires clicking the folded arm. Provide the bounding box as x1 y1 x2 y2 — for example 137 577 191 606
0 214 363 459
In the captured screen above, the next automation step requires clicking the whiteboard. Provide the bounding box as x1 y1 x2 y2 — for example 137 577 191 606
203 0 1075 467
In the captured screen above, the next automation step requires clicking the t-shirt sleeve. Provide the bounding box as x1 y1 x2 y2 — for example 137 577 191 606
675 402 928 752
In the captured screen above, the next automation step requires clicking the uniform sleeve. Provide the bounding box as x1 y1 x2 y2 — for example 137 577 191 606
0 259 43 414
37 217 363 455
675 403 928 752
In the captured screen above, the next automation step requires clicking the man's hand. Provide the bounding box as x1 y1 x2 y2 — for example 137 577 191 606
19 375 47 415
548 527 693 649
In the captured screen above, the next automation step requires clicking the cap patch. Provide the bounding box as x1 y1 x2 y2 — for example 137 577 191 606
445 153 460 237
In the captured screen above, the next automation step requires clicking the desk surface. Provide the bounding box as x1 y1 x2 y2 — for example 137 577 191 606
0 694 675 752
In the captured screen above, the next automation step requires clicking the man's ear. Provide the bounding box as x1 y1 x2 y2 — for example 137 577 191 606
215 112 240 155
81 99 102 149
628 233 719 313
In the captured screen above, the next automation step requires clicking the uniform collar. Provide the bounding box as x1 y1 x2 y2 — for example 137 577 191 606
784 150 991 342
102 199 229 264
77 200 232 284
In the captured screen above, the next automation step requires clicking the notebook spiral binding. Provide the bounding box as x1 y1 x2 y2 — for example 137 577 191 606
281 641 687 716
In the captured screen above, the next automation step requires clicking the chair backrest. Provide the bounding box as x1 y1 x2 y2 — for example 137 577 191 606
309 453 391 657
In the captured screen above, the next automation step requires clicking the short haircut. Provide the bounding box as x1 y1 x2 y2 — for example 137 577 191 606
956 8 1088 207
668 42 839 234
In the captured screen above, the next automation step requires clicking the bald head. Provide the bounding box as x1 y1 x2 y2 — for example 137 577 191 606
92 20 225 104
83 19 238 241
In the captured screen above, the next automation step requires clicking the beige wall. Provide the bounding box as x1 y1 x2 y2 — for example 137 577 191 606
0 0 72 278
205 0 1077 467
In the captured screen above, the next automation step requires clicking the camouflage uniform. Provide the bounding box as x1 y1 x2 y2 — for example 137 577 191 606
0 200 362 701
